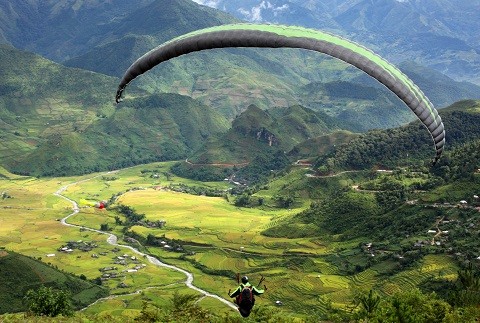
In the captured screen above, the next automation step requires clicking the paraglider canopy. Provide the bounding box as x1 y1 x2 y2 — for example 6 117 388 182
115 23 445 164
95 202 105 209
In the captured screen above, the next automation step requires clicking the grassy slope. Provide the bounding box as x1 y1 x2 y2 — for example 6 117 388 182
0 45 229 176
56 163 479 317
0 44 116 167
0 250 108 314
14 94 229 176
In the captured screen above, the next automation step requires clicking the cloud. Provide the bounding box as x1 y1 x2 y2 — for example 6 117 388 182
272 4 289 17
237 1 290 22
191 0 222 8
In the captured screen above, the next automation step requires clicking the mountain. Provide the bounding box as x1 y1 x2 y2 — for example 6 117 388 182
12 94 229 177
1 0 479 123
314 100 480 171
189 104 344 164
194 0 480 86
0 45 228 176
63 0 238 77
1 0 479 177
64 0 480 121
0 0 156 61
0 44 117 170
299 80 413 131
298 61 480 132
334 0 480 85
398 61 480 108
193 0 341 29
287 130 358 160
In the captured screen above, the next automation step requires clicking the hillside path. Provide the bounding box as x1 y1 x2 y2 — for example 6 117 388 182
185 158 249 167
54 172 237 311
306 170 360 178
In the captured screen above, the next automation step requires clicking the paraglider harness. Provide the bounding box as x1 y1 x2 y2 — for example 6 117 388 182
237 283 254 310
229 274 266 317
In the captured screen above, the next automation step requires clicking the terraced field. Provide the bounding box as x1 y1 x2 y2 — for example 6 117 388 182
350 268 378 290
381 254 458 296
0 162 465 319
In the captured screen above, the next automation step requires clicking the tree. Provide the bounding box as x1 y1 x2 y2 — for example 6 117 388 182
375 180 408 211
24 286 73 317
135 301 163 322
135 292 211 323
274 195 294 208
100 223 110 231
146 233 157 246
234 194 251 207
114 216 122 225
350 289 471 323
453 263 480 307
356 289 381 319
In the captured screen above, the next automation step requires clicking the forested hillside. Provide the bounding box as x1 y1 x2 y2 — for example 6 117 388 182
0 45 228 176
0 249 108 314
314 101 480 172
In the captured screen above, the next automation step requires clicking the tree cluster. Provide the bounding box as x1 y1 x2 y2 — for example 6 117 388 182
24 286 73 317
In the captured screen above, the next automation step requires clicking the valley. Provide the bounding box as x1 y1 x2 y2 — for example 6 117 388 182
1 158 479 320
1 0 480 321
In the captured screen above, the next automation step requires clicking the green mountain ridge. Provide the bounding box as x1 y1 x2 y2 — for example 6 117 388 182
0 45 229 176
2 0 480 126
0 0 157 61
10 94 229 177
64 0 238 78
0 44 118 171
314 100 480 172
189 104 344 165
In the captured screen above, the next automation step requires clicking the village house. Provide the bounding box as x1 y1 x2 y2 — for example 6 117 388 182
99 266 117 272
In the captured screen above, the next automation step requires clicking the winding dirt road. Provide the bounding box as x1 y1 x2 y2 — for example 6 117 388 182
54 172 237 311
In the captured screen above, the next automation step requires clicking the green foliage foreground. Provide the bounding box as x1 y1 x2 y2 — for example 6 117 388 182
24 286 73 318
0 250 108 314
349 288 480 323
2 287 478 322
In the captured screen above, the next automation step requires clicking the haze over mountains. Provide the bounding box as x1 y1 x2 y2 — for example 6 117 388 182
0 0 479 175
1 0 479 115
193 0 480 85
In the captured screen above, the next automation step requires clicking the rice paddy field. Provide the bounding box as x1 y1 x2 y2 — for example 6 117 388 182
0 163 462 319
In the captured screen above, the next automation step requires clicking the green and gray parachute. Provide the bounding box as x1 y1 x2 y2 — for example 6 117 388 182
115 24 445 163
